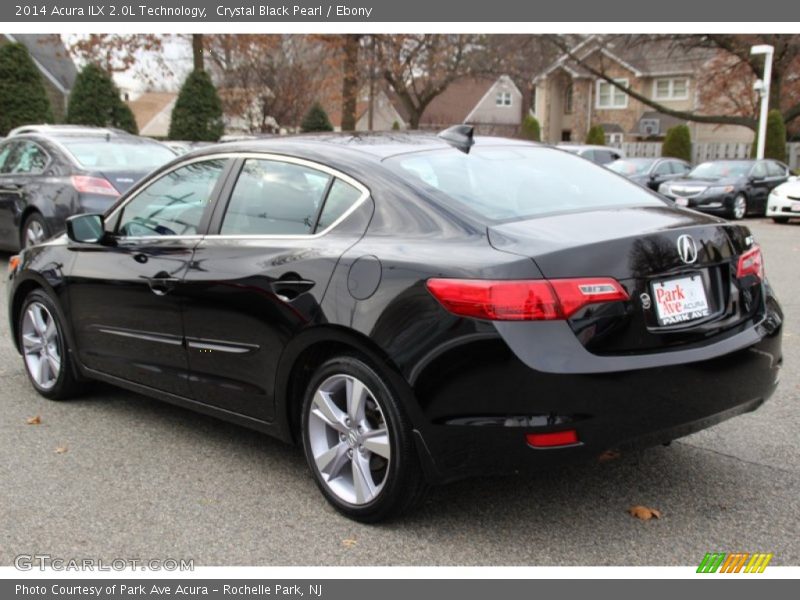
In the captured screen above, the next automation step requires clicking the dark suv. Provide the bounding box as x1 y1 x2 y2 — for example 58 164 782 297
0 125 175 250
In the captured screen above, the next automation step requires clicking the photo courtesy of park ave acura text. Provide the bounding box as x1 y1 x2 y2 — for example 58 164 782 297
0 24 799 570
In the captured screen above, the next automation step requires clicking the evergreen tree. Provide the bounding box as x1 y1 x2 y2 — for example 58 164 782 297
585 125 606 145
764 109 787 162
66 63 138 133
0 42 54 135
520 115 541 142
301 102 334 133
662 125 692 162
168 70 224 141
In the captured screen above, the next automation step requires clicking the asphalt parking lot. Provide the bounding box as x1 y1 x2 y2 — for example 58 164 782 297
1 218 798 567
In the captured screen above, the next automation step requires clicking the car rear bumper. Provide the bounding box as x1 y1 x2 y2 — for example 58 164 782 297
411 302 782 484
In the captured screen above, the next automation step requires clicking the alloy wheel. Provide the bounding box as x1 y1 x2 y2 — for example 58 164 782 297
307 374 391 505
21 302 61 390
733 195 747 220
24 220 46 248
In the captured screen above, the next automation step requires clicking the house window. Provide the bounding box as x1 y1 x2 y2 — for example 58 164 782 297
530 86 537 115
564 82 574 114
653 78 689 100
596 79 629 109
605 132 624 146
496 91 512 107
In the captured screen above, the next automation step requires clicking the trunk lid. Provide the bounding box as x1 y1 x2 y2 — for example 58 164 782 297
92 169 150 194
488 206 761 355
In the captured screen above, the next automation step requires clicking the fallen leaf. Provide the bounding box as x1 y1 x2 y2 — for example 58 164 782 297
598 449 621 462
26 415 41 425
628 505 661 520
341 538 357 548
54 446 68 454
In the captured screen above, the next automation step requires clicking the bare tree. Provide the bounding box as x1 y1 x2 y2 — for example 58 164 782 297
375 34 481 129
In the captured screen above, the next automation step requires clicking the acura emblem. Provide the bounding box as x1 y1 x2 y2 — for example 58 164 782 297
677 234 698 264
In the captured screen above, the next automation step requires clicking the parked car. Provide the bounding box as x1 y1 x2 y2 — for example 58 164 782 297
607 157 691 191
556 144 625 165
658 159 790 220
7 129 782 522
766 176 800 223
0 125 176 251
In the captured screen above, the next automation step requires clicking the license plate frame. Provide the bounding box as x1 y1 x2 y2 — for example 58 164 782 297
675 197 689 207
651 273 710 326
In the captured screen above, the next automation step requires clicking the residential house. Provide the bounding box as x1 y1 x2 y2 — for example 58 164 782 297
1 34 78 122
126 91 176 137
532 36 755 146
419 75 523 135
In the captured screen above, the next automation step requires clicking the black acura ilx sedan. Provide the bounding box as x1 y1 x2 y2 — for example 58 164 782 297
7 129 783 521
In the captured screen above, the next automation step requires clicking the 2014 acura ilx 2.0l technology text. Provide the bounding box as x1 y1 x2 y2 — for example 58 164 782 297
6 128 783 522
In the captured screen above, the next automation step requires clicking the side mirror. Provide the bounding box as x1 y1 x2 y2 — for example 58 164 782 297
749 174 765 183
66 213 106 244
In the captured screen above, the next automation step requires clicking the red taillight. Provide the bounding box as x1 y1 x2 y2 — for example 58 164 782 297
425 277 628 321
526 429 579 448
71 175 119 197
736 245 764 281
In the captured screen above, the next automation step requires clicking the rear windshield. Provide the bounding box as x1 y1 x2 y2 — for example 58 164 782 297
59 139 176 171
384 145 663 222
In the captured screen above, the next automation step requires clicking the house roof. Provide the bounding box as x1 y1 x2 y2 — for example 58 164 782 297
4 34 77 93
126 92 176 136
419 76 499 127
535 35 716 82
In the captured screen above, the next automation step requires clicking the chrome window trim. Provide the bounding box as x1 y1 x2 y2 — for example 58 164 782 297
107 152 371 242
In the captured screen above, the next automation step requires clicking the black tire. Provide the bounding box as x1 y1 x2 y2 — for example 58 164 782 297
18 289 84 400
20 212 50 249
772 217 790 224
728 194 747 220
301 354 428 522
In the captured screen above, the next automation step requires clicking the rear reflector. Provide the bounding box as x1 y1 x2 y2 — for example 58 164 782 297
8 255 20 274
426 277 628 321
736 245 764 281
526 430 579 448
71 175 119 197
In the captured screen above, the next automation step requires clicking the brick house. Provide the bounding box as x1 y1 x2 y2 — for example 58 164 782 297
1 34 77 123
532 36 755 146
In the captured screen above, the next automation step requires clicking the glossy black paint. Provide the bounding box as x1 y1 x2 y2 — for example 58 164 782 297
7 133 783 484
660 159 789 217
0 131 172 251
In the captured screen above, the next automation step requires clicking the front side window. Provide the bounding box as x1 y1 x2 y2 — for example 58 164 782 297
654 161 672 176
221 159 332 236
384 145 663 222
766 161 787 177
596 79 628 109
670 161 690 174
117 159 226 237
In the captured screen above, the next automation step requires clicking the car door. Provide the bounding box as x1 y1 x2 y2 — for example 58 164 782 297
747 161 770 213
66 157 231 396
181 155 372 420
765 160 789 194
0 141 21 248
648 160 673 190
0 140 49 249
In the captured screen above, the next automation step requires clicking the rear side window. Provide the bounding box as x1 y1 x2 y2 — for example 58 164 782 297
221 159 331 236
3 141 48 175
117 159 226 237
316 179 363 231
385 145 663 222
